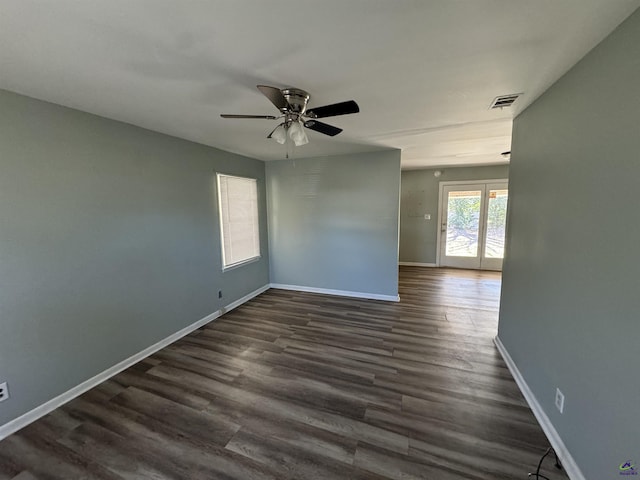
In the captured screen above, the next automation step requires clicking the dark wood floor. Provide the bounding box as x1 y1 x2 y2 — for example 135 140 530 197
0 267 568 480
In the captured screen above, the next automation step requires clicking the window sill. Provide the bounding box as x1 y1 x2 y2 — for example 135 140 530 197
222 255 261 272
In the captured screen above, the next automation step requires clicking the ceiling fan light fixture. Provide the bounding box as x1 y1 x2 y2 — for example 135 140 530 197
288 120 309 146
271 124 287 144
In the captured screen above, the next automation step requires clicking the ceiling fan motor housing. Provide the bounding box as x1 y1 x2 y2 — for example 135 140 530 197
281 88 310 114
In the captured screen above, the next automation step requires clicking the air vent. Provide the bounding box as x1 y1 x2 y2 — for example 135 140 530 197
489 93 522 109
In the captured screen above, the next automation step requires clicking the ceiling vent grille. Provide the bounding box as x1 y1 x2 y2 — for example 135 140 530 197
489 93 522 109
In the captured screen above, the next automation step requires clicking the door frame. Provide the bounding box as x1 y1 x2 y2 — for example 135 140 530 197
435 179 509 268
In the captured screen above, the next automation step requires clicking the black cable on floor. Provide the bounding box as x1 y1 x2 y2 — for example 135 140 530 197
528 447 563 480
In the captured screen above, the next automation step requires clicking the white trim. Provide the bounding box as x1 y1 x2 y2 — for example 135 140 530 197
221 284 270 313
438 178 508 187
494 336 586 480
270 283 400 302
221 255 261 272
399 262 437 267
436 181 444 267
0 284 270 441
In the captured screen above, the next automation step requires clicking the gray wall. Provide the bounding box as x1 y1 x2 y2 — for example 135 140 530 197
0 89 269 426
267 151 401 298
498 9 640 480
400 165 509 264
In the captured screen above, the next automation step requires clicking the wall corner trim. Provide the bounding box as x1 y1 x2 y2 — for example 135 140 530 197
494 336 586 480
0 284 271 441
399 262 438 267
269 283 400 302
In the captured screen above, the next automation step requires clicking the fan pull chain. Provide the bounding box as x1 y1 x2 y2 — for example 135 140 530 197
286 130 292 159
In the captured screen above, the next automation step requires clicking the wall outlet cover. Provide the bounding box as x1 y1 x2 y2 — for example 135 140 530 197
0 382 9 402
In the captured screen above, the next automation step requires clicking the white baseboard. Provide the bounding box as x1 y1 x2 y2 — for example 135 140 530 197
270 283 400 302
220 284 270 313
494 336 586 480
0 284 270 441
399 262 438 267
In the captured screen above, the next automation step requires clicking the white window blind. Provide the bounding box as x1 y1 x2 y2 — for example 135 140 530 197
217 174 260 269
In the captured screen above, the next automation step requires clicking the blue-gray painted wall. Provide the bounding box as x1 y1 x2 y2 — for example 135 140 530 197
498 9 640 479
266 151 401 298
0 89 270 426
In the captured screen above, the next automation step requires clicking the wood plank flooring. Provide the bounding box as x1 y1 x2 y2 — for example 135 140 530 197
0 267 569 479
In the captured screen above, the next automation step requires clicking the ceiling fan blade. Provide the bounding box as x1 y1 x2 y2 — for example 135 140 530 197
306 100 359 119
221 114 277 119
257 85 289 111
303 120 343 137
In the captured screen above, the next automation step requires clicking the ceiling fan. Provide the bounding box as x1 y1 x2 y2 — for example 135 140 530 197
221 85 360 146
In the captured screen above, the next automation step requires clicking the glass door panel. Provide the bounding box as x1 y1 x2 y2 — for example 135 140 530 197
439 181 509 271
484 189 508 258
440 185 485 269
445 190 482 258
480 183 508 270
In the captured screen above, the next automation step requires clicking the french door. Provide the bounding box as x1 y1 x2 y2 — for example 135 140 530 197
438 181 508 270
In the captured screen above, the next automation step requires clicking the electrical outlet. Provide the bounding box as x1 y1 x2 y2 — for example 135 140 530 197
0 382 9 402
555 388 565 413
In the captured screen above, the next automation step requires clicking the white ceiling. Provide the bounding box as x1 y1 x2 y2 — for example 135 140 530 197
1 1 638 168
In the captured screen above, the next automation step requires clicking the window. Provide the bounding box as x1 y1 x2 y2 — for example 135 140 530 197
216 174 260 269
